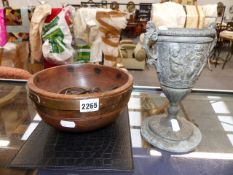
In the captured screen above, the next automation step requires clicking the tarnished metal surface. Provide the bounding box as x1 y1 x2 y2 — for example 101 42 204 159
142 21 216 153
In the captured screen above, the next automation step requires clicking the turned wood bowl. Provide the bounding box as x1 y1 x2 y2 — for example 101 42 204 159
28 63 133 132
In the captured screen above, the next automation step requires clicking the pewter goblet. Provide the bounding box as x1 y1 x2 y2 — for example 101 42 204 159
141 22 216 153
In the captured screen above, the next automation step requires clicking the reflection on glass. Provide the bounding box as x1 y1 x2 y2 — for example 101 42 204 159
218 116 233 132
227 134 233 147
0 83 33 150
172 152 233 160
129 111 141 127
209 98 230 114
150 149 162 156
128 97 141 110
21 114 42 141
21 123 39 141
129 90 233 154
131 129 143 148
33 114 42 121
0 140 10 147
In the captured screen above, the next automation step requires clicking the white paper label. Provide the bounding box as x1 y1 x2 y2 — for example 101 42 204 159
171 119 180 132
80 98 99 112
60 120 76 128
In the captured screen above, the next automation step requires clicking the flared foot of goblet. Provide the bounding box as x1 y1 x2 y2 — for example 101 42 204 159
141 114 202 153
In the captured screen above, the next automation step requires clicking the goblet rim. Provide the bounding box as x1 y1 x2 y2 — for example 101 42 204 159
157 28 216 38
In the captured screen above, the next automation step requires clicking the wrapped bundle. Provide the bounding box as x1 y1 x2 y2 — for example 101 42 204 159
202 4 217 28
29 4 51 63
73 8 110 62
152 2 186 28
185 5 205 29
96 11 127 67
196 5 205 29
185 5 198 28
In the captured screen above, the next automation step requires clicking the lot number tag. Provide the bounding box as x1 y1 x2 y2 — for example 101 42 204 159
80 98 99 112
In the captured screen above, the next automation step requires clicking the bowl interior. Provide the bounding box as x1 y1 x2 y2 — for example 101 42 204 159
32 64 130 94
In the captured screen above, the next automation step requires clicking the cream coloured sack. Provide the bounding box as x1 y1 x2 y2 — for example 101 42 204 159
152 2 186 28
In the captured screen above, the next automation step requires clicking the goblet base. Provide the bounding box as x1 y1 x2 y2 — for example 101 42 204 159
141 114 202 153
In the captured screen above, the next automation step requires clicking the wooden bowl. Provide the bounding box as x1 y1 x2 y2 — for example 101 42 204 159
28 63 133 132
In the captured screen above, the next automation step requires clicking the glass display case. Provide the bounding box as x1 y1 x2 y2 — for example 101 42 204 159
0 81 233 175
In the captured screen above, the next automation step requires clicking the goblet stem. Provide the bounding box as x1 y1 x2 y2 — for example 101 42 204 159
167 103 179 120
160 103 181 131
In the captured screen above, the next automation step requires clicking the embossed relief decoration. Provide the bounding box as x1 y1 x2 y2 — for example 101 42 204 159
156 42 209 88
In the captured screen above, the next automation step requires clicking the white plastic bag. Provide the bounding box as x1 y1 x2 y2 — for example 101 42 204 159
42 7 74 63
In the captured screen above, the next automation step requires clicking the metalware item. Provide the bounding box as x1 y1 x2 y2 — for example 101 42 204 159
141 21 216 153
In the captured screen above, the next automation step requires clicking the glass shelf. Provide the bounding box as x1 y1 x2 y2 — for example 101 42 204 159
0 82 233 174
